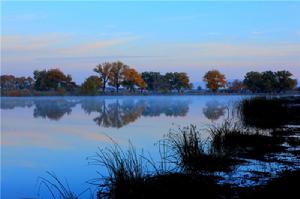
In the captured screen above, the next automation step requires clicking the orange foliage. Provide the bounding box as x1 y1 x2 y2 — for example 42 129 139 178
203 70 227 92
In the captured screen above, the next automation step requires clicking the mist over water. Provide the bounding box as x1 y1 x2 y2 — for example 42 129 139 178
1 96 244 198
3 95 300 198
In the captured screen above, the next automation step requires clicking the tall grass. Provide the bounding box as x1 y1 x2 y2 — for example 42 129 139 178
166 125 236 173
88 139 156 198
238 96 300 129
209 120 284 160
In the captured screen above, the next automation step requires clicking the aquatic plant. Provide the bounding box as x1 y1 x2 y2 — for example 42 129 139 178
239 96 300 129
209 120 285 160
166 125 237 173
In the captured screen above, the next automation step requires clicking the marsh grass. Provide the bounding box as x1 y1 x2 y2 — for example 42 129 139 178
88 137 227 198
239 96 300 129
165 125 238 173
87 140 150 198
209 120 285 160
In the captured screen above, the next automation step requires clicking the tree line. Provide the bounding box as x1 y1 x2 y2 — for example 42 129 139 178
0 61 298 95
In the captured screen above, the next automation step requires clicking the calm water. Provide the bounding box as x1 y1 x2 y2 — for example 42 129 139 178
1 96 244 198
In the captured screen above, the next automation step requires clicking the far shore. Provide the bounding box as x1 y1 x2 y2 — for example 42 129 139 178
1 90 300 97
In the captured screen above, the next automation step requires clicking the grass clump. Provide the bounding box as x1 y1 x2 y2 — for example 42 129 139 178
89 137 226 199
209 120 285 160
88 141 150 199
166 125 237 173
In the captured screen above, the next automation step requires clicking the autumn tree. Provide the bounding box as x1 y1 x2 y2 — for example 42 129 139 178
108 61 128 92
94 62 113 92
123 68 146 92
203 70 227 92
0 75 33 90
81 76 102 95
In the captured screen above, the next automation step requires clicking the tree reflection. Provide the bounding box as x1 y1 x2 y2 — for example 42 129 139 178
33 99 77 121
80 98 190 128
203 101 226 121
1 97 190 126
0 98 34 109
81 99 145 128
142 99 189 117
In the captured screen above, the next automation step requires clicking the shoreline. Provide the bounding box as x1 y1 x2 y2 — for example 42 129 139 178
1 91 300 97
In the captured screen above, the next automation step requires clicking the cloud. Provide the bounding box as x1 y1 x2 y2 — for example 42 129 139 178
58 36 139 56
2 33 70 52
1 33 139 61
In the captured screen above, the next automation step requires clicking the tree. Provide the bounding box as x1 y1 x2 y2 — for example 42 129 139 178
94 62 113 92
33 69 75 91
123 68 146 92
108 61 128 92
244 70 297 93
81 76 102 95
141 72 166 91
165 72 191 93
243 71 263 93
228 79 244 92
275 70 297 92
261 71 277 92
33 70 48 91
203 70 226 92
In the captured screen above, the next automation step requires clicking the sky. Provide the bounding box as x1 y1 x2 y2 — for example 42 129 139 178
1 1 300 84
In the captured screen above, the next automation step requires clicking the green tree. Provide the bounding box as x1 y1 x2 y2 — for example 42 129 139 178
81 76 102 95
243 71 263 93
34 70 47 91
203 70 227 92
165 72 191 93
275 70 297 92
261 71 277 92
94 62 113 92
244 70 297 93
141 72 169 91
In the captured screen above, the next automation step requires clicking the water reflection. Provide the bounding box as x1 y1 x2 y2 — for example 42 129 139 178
202 101 226 121
0 97 34 109
33 99 77 121
1 97 190 128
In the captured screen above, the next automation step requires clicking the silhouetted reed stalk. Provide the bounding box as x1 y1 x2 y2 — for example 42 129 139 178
38 171 91 199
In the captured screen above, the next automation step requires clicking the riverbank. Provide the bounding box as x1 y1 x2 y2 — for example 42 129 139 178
1 88 300 97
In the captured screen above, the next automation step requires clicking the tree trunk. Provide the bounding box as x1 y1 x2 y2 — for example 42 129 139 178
102 83 106 93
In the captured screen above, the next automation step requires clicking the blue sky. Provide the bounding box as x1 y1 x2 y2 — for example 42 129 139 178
1 1 300 84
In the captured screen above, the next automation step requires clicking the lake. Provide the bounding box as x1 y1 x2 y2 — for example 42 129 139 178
2 95 299 199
